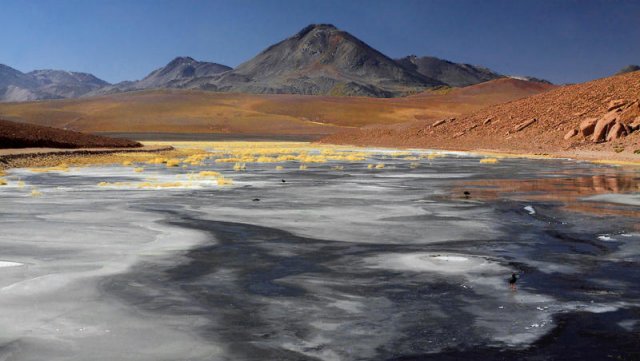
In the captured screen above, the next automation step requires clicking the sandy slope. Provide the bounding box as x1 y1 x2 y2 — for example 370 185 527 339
0 118 140 149
0 79 553 136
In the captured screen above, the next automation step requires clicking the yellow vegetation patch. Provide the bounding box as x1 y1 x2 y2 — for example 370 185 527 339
375 163 385 169
216 176 234 186
0 178 7 186
197 171 220 178
332 165 344 170
30 163 70 173
233 162 246 171
389 151 411 157
122 160 133 166
165 159 181 167
275 165 284 170
134 167 144 173
409 162 420 169
299 164 308 170
30 188 42 197
17 180 25 188
479 158 499 164
137 182 186 189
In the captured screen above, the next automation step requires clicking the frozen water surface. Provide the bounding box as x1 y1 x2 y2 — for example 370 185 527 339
0 147 639 360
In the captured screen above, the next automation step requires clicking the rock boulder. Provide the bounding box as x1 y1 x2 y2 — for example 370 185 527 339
606 122 626 142
579 117 598 136
592 112 619 142
564 129 578 140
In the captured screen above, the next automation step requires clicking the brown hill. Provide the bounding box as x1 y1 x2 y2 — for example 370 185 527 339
0 78 553 137
0 118 140 149
321 71 640 158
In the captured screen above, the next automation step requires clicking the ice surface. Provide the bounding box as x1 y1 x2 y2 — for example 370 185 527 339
0 261 23 268
0 147 638 360
585 193 640 206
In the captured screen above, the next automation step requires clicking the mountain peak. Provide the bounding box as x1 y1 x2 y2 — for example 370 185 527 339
295 23 338 38
167 56 196 67
207 25 442 97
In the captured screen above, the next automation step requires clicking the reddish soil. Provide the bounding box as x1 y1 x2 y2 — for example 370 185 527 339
0 118 141 149
0 78 552 135
321 71 640 161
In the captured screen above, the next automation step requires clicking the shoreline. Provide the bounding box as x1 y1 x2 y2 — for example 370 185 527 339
2 140 640 171
315 140 640 166
0 145 174 170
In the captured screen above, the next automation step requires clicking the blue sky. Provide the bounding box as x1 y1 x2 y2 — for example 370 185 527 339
0 0 638 84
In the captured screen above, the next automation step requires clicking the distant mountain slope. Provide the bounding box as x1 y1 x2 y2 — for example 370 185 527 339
396 55 502 87
0 64 111 102
616 64 640 75
0 64 44 102
28 70 110 98
137 56 231 88
92 57 232 95
409 78 555 105
192 24 444 97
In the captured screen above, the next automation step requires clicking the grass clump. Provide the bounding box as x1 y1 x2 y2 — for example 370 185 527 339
0 178 7 186
165 159 181 167
30 163 70 173
375 163 385 169
479 158 499 164
275 165 284 170
216 176 233 186
30 188 42 197
233 162 246 171
198 171 220 178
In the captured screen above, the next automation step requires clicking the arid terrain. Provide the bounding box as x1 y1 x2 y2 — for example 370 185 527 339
0 118 140 149
0 78 553 137
322 70 640 161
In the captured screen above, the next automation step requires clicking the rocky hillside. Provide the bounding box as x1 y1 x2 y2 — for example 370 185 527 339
321 71 640 158
191 24 444 97
396 55 502 87
0 118 140 149
0 64 110 102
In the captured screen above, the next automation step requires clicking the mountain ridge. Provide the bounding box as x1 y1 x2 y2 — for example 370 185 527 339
396 55 503 87
0 65 111 102
185 23 444 97
1 23 552 102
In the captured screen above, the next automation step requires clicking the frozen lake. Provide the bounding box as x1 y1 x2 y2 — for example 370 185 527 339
0 144 639 360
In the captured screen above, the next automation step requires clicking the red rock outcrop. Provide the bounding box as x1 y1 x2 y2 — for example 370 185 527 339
320 70 640 156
